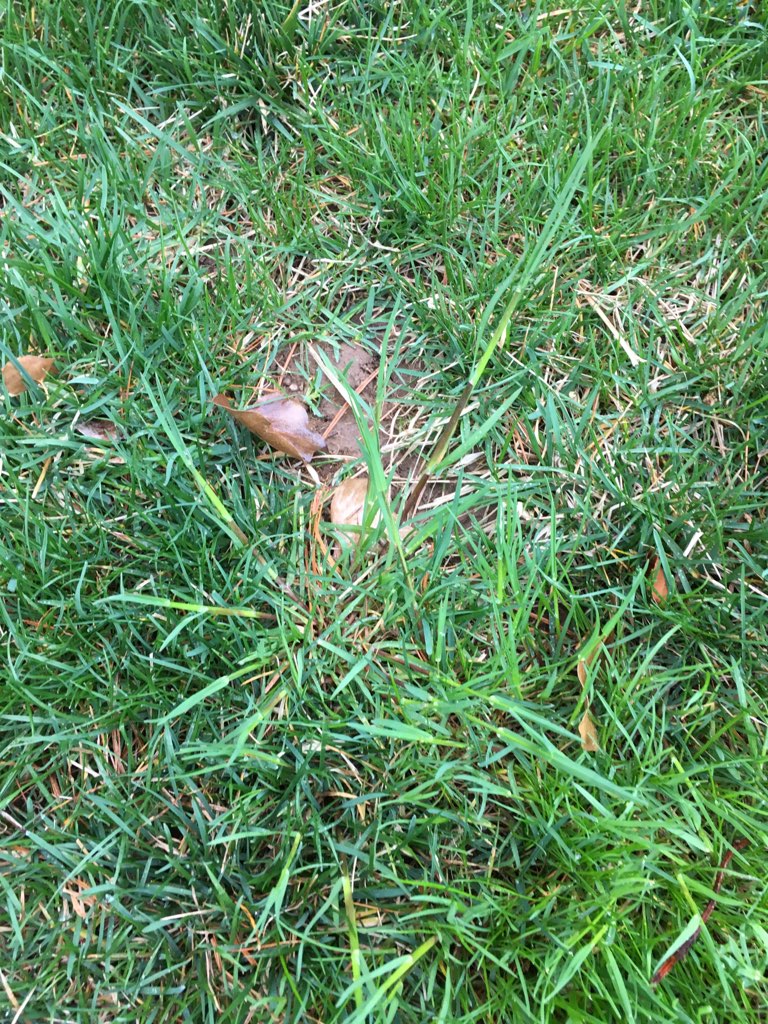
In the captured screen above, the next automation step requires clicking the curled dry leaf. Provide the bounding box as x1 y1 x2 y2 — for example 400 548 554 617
3 355 55 396
577 632 604 751
330 476 369 528
576 626 616 685
579 709 600 752
577 644 598 687
329 476 377 562
650 557 668 604
213 392 326 463
75 420 121 441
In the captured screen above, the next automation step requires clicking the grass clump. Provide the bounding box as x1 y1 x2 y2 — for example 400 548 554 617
1 1 767 1021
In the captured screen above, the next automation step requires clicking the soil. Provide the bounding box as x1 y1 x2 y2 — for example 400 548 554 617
315 340 379 460
275 331 423 485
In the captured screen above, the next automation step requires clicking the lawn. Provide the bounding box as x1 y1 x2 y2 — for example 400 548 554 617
1 1 767 1021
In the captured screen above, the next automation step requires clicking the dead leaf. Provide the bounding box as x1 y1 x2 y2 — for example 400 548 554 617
577 634 601 751
579 709 600 752
577 658 587 687
577 644 598 687
3 355 55 396
63 878 98 919
329 476 377 564
213 392 326 463
650 558 668 604
330 476 369 528
75 420 121 441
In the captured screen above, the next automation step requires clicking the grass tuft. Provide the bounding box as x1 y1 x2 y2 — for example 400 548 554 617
1 1 767 1020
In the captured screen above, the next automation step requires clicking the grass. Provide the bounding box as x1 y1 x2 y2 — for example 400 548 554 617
1 0 767 1020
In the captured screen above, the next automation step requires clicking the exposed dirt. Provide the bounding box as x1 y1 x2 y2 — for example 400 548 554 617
316 340 379 460
275 331 425 486
271 331 508 539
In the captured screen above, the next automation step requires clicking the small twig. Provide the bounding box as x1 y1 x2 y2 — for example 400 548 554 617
651 838 749 985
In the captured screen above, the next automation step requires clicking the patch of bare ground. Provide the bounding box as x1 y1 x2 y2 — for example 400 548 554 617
276 323 428 489
314 339 379 460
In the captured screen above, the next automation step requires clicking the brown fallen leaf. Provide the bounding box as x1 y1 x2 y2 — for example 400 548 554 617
579 709 600 752
577 644 598 687
329 476 377 564
330 476 369 528
650 557 668 604
75 420 121 441
2 355 55 396
213 391 326 463
576 633 604 751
